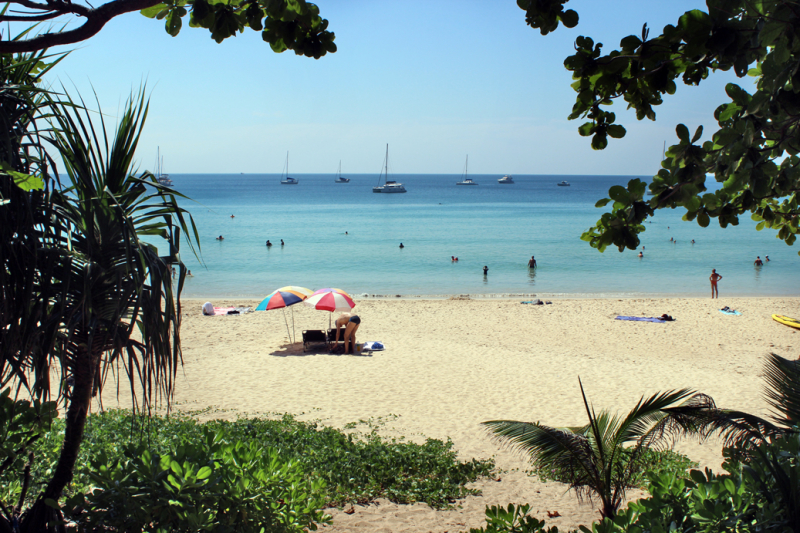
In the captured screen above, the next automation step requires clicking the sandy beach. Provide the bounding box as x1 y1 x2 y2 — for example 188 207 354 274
99 296 799 532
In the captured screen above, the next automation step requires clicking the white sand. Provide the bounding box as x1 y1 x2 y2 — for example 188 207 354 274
98 296 800 531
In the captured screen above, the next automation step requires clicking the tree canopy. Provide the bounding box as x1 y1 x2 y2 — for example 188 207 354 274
0 0 336 58
518 0 800 254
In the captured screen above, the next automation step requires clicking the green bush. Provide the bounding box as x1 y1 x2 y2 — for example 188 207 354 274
69 431 328 533
9 409 493 510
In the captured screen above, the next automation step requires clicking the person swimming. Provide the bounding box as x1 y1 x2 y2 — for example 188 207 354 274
281 239 285 246
266 240 272 247
483 265 488 275
766 255 770 261
754 256 763 266
399 243 404 248
638 252 643 258
216 235 224 240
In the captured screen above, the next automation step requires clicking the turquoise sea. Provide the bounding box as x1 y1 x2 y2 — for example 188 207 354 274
169 173 800 299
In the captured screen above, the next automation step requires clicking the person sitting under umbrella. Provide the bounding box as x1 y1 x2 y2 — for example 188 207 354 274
334 312 361 354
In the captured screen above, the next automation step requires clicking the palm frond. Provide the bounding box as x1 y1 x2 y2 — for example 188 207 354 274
763 352 800 428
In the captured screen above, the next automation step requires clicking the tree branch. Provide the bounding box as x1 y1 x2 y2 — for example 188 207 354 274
0 0 163 53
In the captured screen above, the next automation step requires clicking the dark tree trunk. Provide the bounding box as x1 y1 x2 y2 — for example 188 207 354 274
20 342 99 533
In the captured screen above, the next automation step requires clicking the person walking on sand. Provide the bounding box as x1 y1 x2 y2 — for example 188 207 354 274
527 256 537 269
334 312 361 354
710 269 722 299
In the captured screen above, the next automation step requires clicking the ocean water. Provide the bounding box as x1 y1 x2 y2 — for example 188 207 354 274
167 173 800 299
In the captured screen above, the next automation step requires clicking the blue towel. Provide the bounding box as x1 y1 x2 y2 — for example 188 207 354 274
719 309 742 316
616 316 666 323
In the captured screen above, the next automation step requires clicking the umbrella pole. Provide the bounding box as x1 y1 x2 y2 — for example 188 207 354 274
291 306 296 344
282 308 292 344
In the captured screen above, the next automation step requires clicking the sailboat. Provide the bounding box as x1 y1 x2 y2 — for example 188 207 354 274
372 144 406 193
456 155 477 185
155 147 172 186
334 161 350 183
280 152 298 184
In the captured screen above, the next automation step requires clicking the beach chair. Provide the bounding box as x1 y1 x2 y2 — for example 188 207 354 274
327 327 348 352
302 330 328 352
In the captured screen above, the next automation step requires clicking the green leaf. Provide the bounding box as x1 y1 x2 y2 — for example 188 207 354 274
141 3 167 18
676 124 689 143
608 186 629 203
197 465 212 479
595 198 612 208
691 125 703 143
5 170 44 191
607 124 626 139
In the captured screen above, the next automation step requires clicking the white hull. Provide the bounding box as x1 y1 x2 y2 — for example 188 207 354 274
373 185 406 193
498 176 514 184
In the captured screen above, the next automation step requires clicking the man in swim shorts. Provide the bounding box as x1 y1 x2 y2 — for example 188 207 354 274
710 269 722 299
334 313 361 354
754 256 763 266
527 256 536 269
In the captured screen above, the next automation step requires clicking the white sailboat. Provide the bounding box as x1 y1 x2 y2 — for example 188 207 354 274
372 144 406 193
155 147 172 186
334 161 350 183
456 155 477 185
280 152 298 184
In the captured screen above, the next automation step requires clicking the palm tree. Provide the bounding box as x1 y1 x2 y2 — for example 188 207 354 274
483 382 716 519
15 90 199 532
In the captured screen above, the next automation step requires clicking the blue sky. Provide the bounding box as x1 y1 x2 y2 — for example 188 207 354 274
42 1 743 175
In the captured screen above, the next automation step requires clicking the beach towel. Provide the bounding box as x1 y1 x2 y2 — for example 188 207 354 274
719 308 741 316
615 316 666 323
209 306 252 316
361 341 384 351
521 299 543 305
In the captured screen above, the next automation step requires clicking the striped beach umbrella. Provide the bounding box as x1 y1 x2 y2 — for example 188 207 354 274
311 287 353 298
255 286 313 311
303 290 356 313
256 286 313 343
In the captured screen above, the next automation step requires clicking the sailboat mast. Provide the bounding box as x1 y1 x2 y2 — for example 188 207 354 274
384 144 388 180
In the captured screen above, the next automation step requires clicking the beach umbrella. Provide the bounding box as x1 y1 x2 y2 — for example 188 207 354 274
303 290 356 313
311 287 353 298
255 286 313 343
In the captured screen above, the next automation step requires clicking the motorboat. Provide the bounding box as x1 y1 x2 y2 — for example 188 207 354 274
334 161 350 183
280 152 298 184
154 147 173 186
456 155 477 185
373 144 406 193
498 175 514 184
557 181 570 186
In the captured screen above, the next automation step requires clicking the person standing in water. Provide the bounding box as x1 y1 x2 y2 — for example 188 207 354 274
754 256 763 266
527 256 537 269
483 265 488 276
710 269 723 299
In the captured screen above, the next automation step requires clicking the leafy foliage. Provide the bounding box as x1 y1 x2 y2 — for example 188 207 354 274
140 0 336 57
468 503 563 533
520 0 800 253
484 382 715 519
1 410 494 511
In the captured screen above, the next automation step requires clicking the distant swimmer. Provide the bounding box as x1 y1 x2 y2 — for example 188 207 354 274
691 239 695 244
642 246 645 250
345 231 348 235
266 240 272 247
710 269 722 299
216 235 224 240
230 214 235 218
281 239 285 246
766 255 770 262
172 267 176 278
187 270 193 276
455 257 458 262
451 256 455 262
399 243 404 248
527 256 537 269
638 252 643 258
755 256 763 266
483 265 488 276
670 237 673 242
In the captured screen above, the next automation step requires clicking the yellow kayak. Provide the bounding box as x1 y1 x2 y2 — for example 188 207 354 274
772 314 800 329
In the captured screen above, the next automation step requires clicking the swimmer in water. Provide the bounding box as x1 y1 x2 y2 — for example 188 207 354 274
766 255 770 261
399 243 404 248
754 256 763 266
281 239 284 246
266 240 272 247
187 270 193 276
483 265 488 275
638 252 643 258
230 214 235 218
216 235 224 240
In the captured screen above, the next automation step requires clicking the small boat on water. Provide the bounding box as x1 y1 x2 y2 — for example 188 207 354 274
334 161 350 183
456 155 477 185
373 144 406 193
154 147 173 186
557 180 570 186
498 175 514 184
280 152 298 184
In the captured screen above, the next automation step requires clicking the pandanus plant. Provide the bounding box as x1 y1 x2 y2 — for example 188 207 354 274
14 90 200 532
